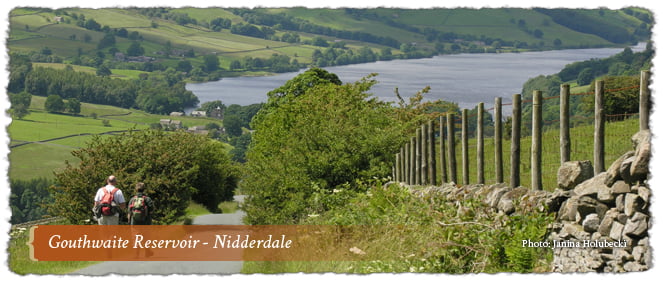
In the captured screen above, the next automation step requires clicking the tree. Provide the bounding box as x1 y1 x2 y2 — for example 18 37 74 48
97 34 116 49
203 54 220 72
10 103 30 120
229 60 242 70
65 98 81 114
96 65 112 77
241 73 408 224
223 114 243 137
197 100 226 116
44 94 65 113
126 41 145 56
176 60 193 73
49 130 239 224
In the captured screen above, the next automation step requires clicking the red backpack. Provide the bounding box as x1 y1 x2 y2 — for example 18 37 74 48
99 188 119 216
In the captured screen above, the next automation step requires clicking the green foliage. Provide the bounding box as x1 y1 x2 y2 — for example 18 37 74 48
248 182 555 273
44 94 64 112
581 75 641 117
223 114 243 137
49 130 239 224
65 98 81 114
242 73 408 224
10 177 53 224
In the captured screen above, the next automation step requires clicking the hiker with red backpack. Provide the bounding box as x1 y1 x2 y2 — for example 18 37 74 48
93 175 126 225
128 182 154 225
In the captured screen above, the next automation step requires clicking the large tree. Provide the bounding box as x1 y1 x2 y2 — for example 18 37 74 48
241 73 409 224
49 130 239 224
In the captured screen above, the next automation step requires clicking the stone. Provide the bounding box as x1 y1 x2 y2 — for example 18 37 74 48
546 189 574 211
636 186 651 204
574 172 609 197
615 194 625 212
598 216 615 236
624 212 649 238
557 160 594 190
632 246 646 263
605 151 634 186
610 222 624 241
623 261 646 272
577 196 608 220
582 213 600 232
557 197 578 222
497 187 529 215
561 223 590 240
611 180 631 194
597 185 614 204
624 193 645 217
630 130 651 182
486 186 511 209
620 156 636 184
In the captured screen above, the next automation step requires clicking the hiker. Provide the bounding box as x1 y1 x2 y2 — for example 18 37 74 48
93 175 126 225
128 182 154 225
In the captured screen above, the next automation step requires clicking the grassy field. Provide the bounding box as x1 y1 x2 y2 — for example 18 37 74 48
7 95 224 180
8 7 648 78
436 117 639 191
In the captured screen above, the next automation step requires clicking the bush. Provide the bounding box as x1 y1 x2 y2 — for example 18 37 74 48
49 130 239 224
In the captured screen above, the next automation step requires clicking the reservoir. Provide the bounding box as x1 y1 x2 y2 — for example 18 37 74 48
186 43 646 111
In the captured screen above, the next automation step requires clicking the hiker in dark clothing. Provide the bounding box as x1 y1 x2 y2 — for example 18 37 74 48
127 182 154 225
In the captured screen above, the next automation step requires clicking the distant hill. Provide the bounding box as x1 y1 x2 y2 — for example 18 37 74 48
8 7 651 77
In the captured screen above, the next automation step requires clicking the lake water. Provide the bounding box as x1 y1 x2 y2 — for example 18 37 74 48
186 43 646 112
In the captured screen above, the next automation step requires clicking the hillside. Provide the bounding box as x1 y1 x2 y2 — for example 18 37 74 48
8 7 652 78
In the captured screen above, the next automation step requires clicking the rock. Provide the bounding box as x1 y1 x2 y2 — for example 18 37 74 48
560 223 590 240
636 186 651 204
610 222 624 241
577 196 609 220
620 156 636 184
558 160 593 190
624 193 645 217
624 212 649 238
598 211 616 236
574 172 609 197
615 194 625 212
597 185 614 204
547 189 574 211
623 261 646 272
630 130 651 182
632 246 646 263
497 187 529 214
582 213 601 232
605 151 634 186
611 180 631 194
486 186 511 210
557 197 579 222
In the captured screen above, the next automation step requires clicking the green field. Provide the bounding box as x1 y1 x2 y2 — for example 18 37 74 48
7 95 224 180
8 7 649 78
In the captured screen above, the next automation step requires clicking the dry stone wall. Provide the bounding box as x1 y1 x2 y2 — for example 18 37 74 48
403 130 652 273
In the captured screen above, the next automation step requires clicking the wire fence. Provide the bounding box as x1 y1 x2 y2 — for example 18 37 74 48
393 70 650 191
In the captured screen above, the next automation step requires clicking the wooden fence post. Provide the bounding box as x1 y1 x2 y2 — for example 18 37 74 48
532 91 543 190
560 84 571 164
421 123 428 185
416 127 422 185
640 70 651 130
399 146 405 182
462 109 469 185
511 94 521 188
394 153 400 182
494 97 503 183
428 119 437 186
447 113 457 184
477 102 484 184
594 80 605 175
439 115 447 183
410 137 416 185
